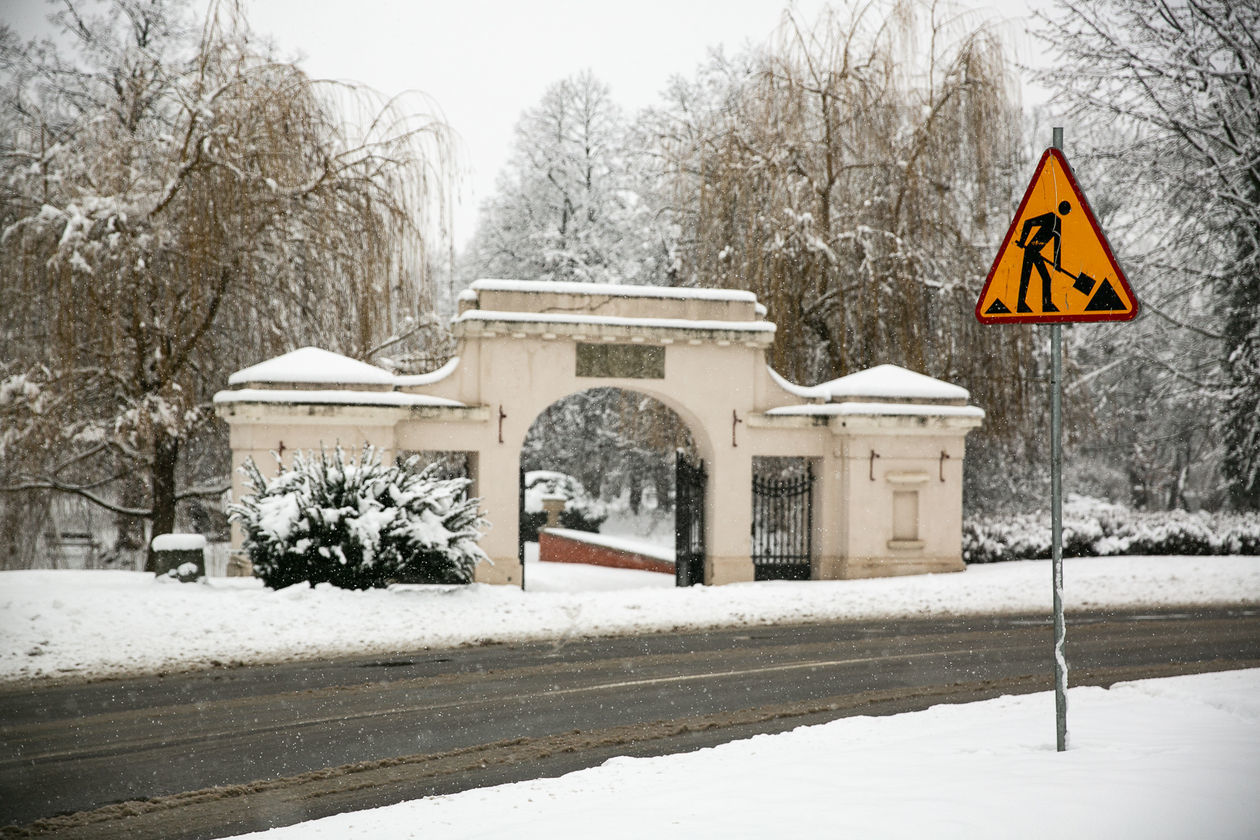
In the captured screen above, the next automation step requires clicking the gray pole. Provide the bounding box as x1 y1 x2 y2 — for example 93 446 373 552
1051 126 1068 752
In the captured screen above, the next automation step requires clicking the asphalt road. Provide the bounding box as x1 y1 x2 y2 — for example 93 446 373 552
2 607 1257 839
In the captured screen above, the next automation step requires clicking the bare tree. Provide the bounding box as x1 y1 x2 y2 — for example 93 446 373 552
647 1 1036 435
0 0 452 566
1033 0 1260 508
1038 0 1260 509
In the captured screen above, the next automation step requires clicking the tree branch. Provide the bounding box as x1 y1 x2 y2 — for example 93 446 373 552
0 479 152 517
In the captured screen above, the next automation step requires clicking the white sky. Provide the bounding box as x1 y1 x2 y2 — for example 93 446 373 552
244 0 1044 246
7 0 1046 246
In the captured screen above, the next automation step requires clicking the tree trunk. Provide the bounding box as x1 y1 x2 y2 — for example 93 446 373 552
629 468 643 515
145 431 180 572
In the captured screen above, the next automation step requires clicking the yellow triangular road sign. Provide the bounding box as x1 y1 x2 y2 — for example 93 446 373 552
976 148 1137 324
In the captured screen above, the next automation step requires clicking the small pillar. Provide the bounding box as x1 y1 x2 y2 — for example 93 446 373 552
151 534 206 580
540 494 566 529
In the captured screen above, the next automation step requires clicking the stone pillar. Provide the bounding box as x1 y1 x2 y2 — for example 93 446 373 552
541 495 566 528
706 446 754 584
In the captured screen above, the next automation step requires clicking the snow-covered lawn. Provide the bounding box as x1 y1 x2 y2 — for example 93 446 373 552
2 554 1257 684
3 555 1257 838
219 668 1260 840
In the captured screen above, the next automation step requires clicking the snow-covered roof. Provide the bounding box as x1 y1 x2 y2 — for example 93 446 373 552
213 389 464 408
150 534 207 551
813 364 970 402
393 356 461 388
228 347 396 386
455 309 776 334
765 402 984 419
767 367 828 401
766 364 978 421
470 278 758 304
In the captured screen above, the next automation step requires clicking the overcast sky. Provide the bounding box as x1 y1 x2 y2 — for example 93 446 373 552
245 0 1045 245
9 0 1046 246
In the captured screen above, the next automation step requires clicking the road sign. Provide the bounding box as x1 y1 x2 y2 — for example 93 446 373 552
976 148 1137 324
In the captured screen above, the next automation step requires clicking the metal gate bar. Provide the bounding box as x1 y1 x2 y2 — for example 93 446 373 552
518 466 526 589
751 463 814 581
675 452 706 587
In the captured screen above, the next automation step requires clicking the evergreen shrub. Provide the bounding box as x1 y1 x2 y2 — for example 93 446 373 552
229 445 488 589
963 497 1260 563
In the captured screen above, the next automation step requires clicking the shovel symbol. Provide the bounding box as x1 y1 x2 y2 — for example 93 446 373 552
1053 264 1097 297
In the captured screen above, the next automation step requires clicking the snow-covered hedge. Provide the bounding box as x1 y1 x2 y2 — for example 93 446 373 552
519 470 607 543
229 446 488 589
963 497 1260 563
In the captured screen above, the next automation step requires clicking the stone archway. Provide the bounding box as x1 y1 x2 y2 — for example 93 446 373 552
520 386 696 529
516 386 700 585
216 280 985 585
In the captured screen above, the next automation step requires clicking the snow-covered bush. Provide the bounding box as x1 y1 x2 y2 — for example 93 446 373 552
963 496 1260 563
519 470 607 543
229 446 488 589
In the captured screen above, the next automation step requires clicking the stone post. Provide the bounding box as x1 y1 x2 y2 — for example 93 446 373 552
541 495 566 529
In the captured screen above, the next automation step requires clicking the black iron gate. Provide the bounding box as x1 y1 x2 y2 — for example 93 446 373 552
675 452 706 587
518 466 526 590
752 463 814 581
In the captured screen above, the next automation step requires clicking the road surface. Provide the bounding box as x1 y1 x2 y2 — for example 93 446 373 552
2 607 1257 838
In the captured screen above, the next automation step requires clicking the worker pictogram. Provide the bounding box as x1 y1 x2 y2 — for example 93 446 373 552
976 148 1137 324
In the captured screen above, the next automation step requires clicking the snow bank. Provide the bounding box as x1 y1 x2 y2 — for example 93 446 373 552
226 669 1260 839
1 555 1256 684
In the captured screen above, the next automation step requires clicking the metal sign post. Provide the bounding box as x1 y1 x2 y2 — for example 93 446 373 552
1051 318 1067 751
976 126 1137 752
1050 121 1067 751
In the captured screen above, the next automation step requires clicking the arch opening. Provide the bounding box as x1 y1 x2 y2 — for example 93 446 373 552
518 387 699 585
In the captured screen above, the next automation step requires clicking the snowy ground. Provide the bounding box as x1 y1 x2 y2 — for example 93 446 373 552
1 551 1257 684
4 554 1258 838
223 668 1260 840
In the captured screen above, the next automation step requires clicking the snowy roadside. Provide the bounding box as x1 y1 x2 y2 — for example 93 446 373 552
224 668 1260 840
2 554 1258 685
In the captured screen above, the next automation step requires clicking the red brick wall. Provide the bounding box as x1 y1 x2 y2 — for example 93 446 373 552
538 530 674 575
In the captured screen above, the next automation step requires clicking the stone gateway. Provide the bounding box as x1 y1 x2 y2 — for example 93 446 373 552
215 280 984 585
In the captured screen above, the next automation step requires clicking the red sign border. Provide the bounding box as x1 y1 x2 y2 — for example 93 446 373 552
975 147 1139 325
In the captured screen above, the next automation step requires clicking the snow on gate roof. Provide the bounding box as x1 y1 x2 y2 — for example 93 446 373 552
470 278 759 303
813 364 970 403
453 308 776 333
213 388 464 408
227 347 397 386
767 364 972 409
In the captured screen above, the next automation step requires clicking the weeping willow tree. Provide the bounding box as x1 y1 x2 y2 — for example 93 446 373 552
649 0 1035 438
0 0 452 567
